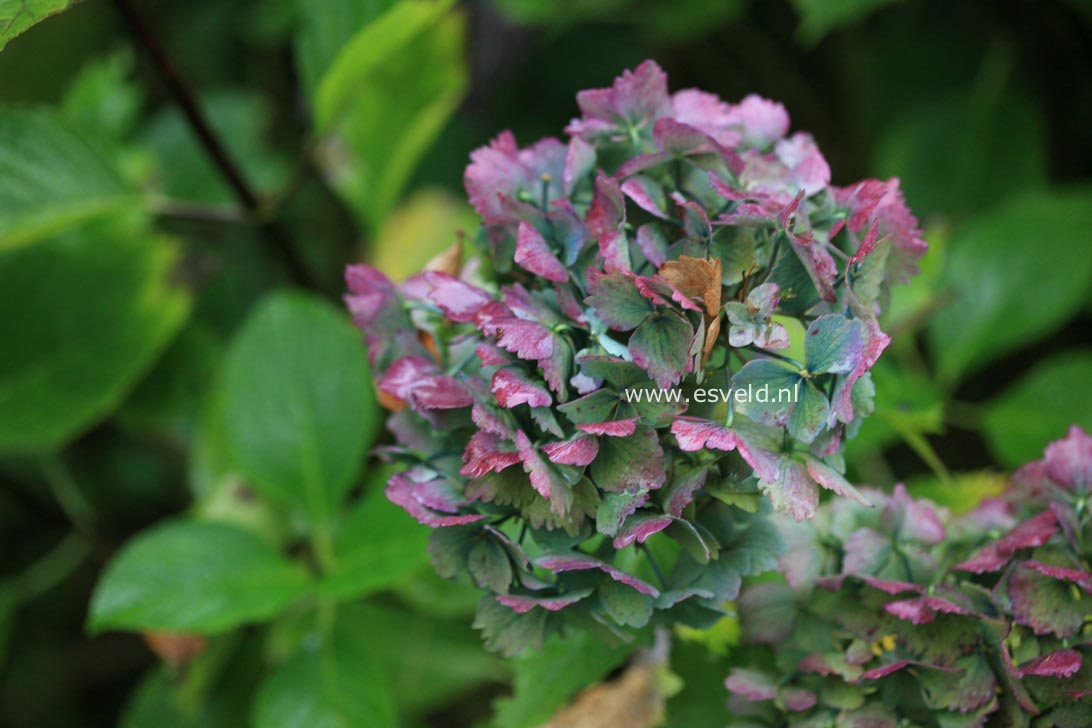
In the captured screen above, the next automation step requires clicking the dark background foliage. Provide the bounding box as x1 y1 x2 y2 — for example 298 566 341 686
0 0 1089 725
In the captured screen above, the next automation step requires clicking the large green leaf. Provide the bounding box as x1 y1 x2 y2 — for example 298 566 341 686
0 108 134 252
492 631 636 728
304 0 467 230
874 92 1047 219
0 0 80 50
294 0 398 97
89 519 310 634
981 351 1092 467
0 217 189 453
253 607 397 728
221 292 377 529
339 602 507 718
927 189 1092 383
791 0 900 44
316 483 429 601
141 91 288 205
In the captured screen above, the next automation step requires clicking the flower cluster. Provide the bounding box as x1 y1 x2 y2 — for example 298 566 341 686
345 61 925 655
728 426 1092 726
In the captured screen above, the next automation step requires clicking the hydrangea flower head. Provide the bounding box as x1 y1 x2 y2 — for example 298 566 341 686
729 426 1092 725
345 61 924 655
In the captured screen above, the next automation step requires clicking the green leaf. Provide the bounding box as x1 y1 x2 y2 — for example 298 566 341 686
294 0 398 97
0 0 81 51
306 0 467 230
874 92 1047 219
598 579 653 628
253 609 397 728
89 519 309 634
60 50 142 140
339 602 507 718
981 350 1092 467
928 189 1092 382
791 0 899 44
492 631 636 728
118 323 222 443
0 217 189 453
141 91 288 205
0 108 134 253
316 484 429 601
221 292 377 529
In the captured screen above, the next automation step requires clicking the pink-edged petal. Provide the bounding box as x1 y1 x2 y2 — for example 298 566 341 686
882 483 945 543
411 376 474 410
861 660 959 680
621 176 668 219
724 668 778 702
954 511 1058 573
460 431 521 478
492 368 552 408
726 94 790 148
587 173 630 272
563 136 595 195
884 596 974 624
534 553 660 597
1017 649 1082 679
855 575 922 595
670 416 738 451
378 356 436 400
386 472 485 528
577 418 638 437
805 457 872 507
516 430 561 504
781 688 817 713
1043 425 1092 490
542 434 599 466
612 513 673 549
515 221 568 283
1021 560 1092 591
424 271 493 323
496 592 586 614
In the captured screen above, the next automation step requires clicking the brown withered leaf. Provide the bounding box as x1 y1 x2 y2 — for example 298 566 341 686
658 255 721 316
702 315 721 367
542 661 665 728
659 256 723 367
424 238 463 276
143 632 207 666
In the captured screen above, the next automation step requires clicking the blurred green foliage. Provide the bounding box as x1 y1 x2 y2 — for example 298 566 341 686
0 0 1089 726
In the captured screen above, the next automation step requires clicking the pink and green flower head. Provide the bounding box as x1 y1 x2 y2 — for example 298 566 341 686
345 60 925 655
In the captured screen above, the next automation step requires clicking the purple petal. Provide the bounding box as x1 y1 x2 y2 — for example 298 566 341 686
612 513 673 549
515 222 568 283
424 271 492 323
861 660 959 680
761 458 819 522
670 416 739 452
460 431 521 478
1017 649 1082 679
724 668 778 702
496 592 587 614
882 483 945 543
670 88 741 147
534 553 660 597
542 434 599 466
492 368 552 408
1043 425 1092 490
621 176 668 219
885 596 974 625
726 94 790 148
805 457 872 506
386 471 485 528
954 511 1058 573
587 173 630 272
781 688 817 713
1021 560 1092 591
577 418 638 437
